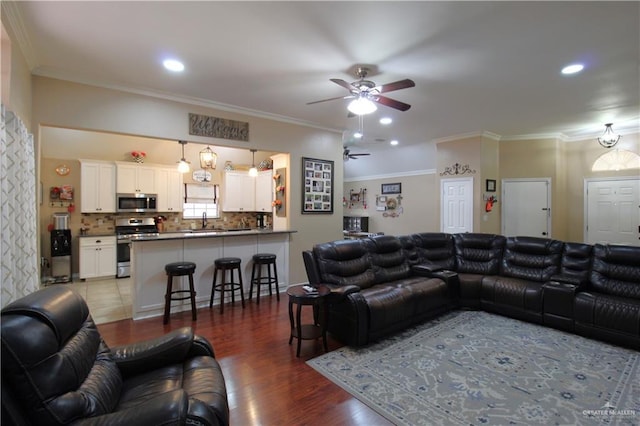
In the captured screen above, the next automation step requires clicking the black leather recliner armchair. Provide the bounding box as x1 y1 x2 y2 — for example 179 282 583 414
1 286 229 426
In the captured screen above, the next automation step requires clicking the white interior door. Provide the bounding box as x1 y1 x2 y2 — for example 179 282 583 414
441 177 473 233
502 179 551 238
585 178 640 246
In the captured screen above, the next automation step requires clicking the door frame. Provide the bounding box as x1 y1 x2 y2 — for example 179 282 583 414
501 178 551 238
583 176 640 243
440 176 474 233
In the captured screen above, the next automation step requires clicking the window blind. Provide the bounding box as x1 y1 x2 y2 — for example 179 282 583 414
185 183 218 203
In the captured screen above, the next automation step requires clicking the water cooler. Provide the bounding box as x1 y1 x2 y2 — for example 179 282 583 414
51 213 72 283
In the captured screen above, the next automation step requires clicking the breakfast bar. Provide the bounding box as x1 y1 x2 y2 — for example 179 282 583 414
130 229 295 320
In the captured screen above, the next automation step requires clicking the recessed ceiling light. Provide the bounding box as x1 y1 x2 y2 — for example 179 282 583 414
390 140 399 146
353 132 363 139
379 117 393 125
163 59 185 72
561 63 584 75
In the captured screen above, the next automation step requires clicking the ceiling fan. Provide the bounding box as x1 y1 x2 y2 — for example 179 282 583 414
307 66 415 114
343 147 370 161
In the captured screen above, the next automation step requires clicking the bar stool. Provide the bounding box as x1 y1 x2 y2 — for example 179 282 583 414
163 261 197 324
249 253 279 304
209 257 245 314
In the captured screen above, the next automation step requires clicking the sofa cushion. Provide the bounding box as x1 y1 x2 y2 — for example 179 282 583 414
575 292 640 337
552 242 593 284
590 244 640 299
313 239 376 289
412 232 456 271
365 235 411 284
501 236 562 282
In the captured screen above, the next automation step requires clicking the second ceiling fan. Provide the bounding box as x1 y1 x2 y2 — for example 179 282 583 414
307 66 415 114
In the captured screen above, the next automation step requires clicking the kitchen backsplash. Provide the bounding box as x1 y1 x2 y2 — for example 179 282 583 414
80 211 272 235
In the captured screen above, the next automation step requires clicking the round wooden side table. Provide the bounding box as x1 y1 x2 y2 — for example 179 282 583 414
287 284 330 357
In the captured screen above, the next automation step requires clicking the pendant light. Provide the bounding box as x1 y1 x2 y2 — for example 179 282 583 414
177 141 190 173
199 145 217 170
597 123 621 148
248 149 258 177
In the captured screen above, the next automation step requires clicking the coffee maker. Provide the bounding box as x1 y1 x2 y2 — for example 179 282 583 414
256 213 266 229
51 213 72 283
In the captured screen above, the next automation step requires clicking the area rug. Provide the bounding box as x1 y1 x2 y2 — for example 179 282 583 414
307 311 639 425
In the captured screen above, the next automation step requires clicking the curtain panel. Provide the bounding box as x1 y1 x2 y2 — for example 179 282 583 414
1 104 38 307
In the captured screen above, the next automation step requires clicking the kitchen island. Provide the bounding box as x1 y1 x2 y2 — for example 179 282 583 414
130 229 295 320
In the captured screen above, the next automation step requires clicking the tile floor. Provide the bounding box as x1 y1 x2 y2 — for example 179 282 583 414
65 277 132 325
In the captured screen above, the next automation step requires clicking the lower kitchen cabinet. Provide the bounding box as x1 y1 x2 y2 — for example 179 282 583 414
79 236 116 279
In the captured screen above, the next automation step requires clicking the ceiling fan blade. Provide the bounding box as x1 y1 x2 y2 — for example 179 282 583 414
330 78 355 91
374 95 411 111
376 79 415 93
350 153 370 157
306 94 353 105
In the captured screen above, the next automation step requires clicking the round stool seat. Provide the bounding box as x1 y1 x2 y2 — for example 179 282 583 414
214 257 241 268
165 261 196 275
253 253 277 263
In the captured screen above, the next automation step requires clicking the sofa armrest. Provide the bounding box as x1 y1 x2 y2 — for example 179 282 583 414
411 263 444 276
324 283 360 302
549 274 587 287
189 334 216 358
72 390 189 425
112 327 197 377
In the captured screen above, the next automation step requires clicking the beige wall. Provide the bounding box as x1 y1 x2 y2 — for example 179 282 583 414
1 22 32 128
32 76 344 285
344 172 439 237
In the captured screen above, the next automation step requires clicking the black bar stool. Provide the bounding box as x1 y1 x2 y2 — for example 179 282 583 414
249 253 279 304
163 261 197 324
209 257 245 314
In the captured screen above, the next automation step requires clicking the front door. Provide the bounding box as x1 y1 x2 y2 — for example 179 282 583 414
441 177 473 233
502 179 551 238
585 178 640 245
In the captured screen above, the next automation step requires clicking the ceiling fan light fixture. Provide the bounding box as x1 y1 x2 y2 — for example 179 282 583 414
347 97 377 115
597 123 621 148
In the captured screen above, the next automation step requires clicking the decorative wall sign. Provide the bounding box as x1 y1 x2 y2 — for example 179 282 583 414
381 182 402 194
486 179 496 192
302 157 333 214
189 113 249 142
440 162 476 176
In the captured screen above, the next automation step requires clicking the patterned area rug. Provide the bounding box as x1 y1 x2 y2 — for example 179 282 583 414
308 311 639 425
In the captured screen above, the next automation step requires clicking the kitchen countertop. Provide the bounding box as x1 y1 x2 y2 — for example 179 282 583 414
78 234 117 238
130 228 296 241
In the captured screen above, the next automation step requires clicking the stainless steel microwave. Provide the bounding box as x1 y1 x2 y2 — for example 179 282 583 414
116 193 157 213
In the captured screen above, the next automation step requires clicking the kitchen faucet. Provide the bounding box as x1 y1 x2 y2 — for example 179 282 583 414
202 212 208 229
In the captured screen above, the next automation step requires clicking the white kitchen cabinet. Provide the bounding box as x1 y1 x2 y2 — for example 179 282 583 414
79 236 116 279
80 160 116 213
116 162 156 194
222 170 273 212
222 171 256 212
156 167 184 212
255 170 273 212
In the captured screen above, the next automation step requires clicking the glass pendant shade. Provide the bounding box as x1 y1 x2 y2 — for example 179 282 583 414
248 149 258 177
347 97 377 115
176 141 190 173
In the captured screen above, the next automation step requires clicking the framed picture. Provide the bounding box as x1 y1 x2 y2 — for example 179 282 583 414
302 157 334 214
381 182 402 194
486 179 496 192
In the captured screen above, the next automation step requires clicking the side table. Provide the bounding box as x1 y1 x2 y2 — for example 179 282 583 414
287 284 330 357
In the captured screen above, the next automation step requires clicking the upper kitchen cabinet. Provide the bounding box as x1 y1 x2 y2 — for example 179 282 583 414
222 170 272 212
80 160 116 213
155 166 184 212
255 170 273 212
116 162 156 194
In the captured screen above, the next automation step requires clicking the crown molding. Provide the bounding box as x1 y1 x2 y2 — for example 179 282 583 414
344 168 436 183
1 1 38 70
31 67 343 135
432 130 501 144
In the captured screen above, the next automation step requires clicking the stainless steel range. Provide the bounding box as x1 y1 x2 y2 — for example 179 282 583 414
115 217 158 278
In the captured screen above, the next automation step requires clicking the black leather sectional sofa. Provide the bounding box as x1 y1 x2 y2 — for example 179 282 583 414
303 233 640 350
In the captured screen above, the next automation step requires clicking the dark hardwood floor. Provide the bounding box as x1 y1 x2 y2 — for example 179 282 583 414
98 294 392 426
